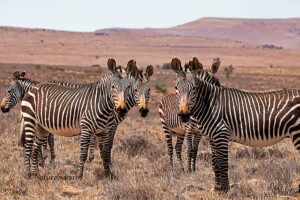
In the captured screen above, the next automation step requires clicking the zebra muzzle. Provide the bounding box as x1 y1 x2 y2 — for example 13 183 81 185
178 111 191 123
1 99 9 113
139 108 149 117
117 107 128 118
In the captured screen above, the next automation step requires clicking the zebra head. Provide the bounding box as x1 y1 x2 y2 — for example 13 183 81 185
1 71 26 113
131 64 153 117
171 57 200 122
172 57 221 123
108 58 135 117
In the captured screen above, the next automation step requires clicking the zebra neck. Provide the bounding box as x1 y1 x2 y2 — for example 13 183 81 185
126 92 136 110
18 79 39 94
192 81 221 132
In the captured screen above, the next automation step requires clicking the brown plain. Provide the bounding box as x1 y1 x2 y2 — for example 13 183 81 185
1 20 300 199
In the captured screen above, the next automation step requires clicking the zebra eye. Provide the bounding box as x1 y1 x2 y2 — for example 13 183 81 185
112 84 115 89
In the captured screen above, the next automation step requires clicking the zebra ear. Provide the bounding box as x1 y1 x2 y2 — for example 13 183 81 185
189 57 203 74
126 59 136 75
108 58 117 73
20 71 26 77
145 65 153 79
130 66 138 78
171 57 182 74
13 71 20 80
210 58 221 74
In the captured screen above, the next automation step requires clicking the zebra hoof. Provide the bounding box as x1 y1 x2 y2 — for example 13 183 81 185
214 187 229 194
104 171 117 180
38 162 45 168
50 160 55 167
26 172 31 179
107 173 117 180
78 174 83 180
87 157 94 163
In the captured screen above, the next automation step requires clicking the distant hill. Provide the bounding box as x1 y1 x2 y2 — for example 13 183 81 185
96 18 300 49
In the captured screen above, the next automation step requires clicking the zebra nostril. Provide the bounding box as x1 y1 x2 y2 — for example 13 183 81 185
139 108 149 117
178 111 190 123
117 107 128 118
1 106 9 113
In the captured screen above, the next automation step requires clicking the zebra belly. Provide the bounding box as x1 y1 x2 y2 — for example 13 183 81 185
43 126 81 137
170 127 185 134
230 133 287 147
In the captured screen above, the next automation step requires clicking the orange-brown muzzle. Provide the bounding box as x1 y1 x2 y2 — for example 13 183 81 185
1 97 10 113
138 95 149 117
178 95 190 122
115 92 128 117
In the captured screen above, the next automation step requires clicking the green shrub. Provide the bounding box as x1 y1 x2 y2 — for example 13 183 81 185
155 83 167 95
161 63 171 70
46 66 64 71
35 65 41 70
224 64 234 79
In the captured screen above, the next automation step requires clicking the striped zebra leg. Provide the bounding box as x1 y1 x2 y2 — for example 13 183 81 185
31 126 49 176
78 127 93 179
23 121 37 178
106 125 118 166
175 133 185 172
164 129 174 170
291 130 300 192
191 134 202 172
47 133 55 164
210 133 230 192
88 135 96 163
186 132 193 173
97 134 113 177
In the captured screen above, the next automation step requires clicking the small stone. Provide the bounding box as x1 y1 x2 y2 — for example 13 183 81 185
61 185 83 196
182 184 204 192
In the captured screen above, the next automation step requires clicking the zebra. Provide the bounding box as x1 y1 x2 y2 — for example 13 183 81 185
171 56 300 192
2 62 153 168
94 63 154 166
0 71 93 166
21 58 135 178
159 58 220 172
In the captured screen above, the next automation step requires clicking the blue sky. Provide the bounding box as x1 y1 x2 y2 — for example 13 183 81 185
1 0 300 32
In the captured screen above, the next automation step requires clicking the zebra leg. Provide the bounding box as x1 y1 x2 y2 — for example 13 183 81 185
88 135 96 163
164 129 174 170
48 133 55 164
78 128 93 179
291 130 300 192
106 125 118 166
31 125 49 176
191 134 202 172
97 133 113 178
210 135 230 193
23 119 37 178
175 133 185 172
186 131 193 173
210 142 222 190
18 115 25 146
38 136 48 168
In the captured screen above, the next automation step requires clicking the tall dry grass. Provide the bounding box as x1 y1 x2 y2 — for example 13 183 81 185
0 109 300 199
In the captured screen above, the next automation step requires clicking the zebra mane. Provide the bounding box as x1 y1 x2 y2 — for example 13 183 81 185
17 77 40 85
194 70 221 87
